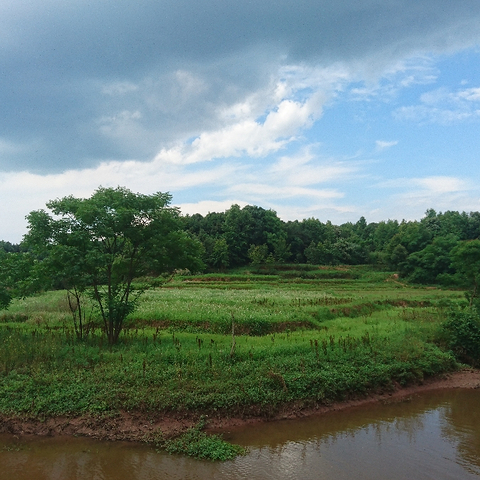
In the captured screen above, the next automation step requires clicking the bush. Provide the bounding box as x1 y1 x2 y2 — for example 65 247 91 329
442 309 480 366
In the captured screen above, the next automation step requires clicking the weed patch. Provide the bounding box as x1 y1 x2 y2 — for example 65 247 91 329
163 418 246 461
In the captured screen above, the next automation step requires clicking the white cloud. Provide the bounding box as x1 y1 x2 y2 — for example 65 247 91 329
412 176 470 194
227 183 343 201
357 174 480 224
0 136 359 242
268 149 359 187
139 62 356 168
2 4 480 242
375 140 398 151
457 87 480 101
0 158 244 242
176 199 248 216
376 175 471 192
371 175 480 221
347 56 439 102
98 110 143 136
154 92 327 165
394 85 480 124
272 202 357 223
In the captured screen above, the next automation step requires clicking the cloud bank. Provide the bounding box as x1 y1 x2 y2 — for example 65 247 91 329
1 1 480 241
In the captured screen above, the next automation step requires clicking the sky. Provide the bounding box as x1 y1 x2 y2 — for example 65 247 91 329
1 0 480 243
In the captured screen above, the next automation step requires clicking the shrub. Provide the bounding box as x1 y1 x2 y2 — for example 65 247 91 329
442 308 480 366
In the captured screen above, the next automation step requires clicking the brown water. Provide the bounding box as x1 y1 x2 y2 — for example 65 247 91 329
1 389 479 479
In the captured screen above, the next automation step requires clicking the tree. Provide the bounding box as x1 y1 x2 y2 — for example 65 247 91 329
372 220 399 252
24 186 204 344
0 254 11 310
304 241 319 265
285 218 327 263
223 204 287 267
210 237 230 269
0 249 37 310
388 244 408 271
402 234 459 284
330 239 367 265
223 204 253 266
272 237 291 263
0 241 21 253
451 240 480 307
248 244 269 266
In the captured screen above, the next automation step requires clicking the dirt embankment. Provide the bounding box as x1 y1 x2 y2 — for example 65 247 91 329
1 369 479 442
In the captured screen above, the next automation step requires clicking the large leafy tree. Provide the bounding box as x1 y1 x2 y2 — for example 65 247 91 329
222 204 288 266
24 186 204 344
401 234 459 284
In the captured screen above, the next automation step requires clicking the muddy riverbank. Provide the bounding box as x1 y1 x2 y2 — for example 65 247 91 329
1 369 479 443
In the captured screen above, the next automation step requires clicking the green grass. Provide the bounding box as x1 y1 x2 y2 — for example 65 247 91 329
0 265 466 458
0 322 456 414
162 417 246 460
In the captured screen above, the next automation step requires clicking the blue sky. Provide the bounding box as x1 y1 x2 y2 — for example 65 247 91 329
1 1 480 242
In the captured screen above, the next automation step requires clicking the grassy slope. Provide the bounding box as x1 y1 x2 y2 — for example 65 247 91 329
0 266 463 418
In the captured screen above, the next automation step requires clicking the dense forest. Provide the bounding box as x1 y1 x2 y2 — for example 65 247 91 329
2 203 480 289
179 205 479 285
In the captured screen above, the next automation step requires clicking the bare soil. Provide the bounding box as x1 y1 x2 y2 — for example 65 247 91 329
1 369 479 443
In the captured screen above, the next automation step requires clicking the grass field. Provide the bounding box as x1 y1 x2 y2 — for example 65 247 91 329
0 265 464 422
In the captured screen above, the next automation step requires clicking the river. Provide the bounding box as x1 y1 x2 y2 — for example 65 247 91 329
1 389 479 479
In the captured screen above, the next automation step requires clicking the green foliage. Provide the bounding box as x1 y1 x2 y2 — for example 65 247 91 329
403 235 459 284
23 186 204 344
304 241 328 265
330 238 367 265
0 266 463 421
388 244 408 270
272 238 291 263
372 220 399 251
180 206 480 274
0 252 11 310
451 240 480 306
222 204 287 267
0 233 473 462
248 244 269 266
0 241 20 253
0 250 39 309
210 238 230 269
164 418 246 461
442 308 480 365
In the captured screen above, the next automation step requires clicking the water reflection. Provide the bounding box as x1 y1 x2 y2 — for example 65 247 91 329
1 390 479 480
439 389 480 475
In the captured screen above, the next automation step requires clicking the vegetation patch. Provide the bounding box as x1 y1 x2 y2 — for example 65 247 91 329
0 264 470 459
442 308 480 366
163 417 246 461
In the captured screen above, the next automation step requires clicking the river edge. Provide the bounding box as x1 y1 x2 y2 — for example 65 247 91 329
1 369 480 443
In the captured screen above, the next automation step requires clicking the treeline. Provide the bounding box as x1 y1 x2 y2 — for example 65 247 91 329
2 205 480 288
181 206 480 283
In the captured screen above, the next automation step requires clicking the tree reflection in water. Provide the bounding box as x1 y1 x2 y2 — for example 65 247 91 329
439 389 480 475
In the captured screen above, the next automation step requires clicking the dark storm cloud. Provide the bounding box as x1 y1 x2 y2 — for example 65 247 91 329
5 1 480 69
1 0 480 172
